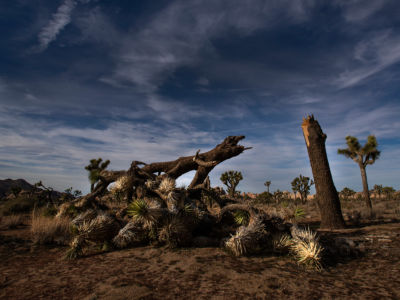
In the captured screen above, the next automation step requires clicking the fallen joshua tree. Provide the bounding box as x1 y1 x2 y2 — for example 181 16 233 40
57 136 325 269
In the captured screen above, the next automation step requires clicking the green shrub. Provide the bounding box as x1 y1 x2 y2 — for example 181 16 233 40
255 192 273 204
0 195 44 216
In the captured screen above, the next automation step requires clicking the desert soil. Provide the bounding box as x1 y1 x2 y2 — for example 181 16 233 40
1 221 400 300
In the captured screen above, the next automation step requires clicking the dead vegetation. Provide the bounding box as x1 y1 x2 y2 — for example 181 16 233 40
31 209 72 245
0 214 24 229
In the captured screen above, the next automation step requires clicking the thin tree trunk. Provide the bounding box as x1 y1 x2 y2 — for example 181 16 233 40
359 164 373 217
301 115 345 229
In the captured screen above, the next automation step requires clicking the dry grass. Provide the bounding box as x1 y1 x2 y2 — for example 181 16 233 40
0 214 24 229
31 211 72 245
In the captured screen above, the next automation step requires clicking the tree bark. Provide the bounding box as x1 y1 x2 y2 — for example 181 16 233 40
77 136 251 207
301 115 345 229
359 164 373 217
140 136 251 189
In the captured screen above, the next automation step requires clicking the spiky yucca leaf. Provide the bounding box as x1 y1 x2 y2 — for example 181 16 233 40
145 179 157 189
225 217 266 256
112 221 147 248
272 233 293 253
291 226 318 243
290 226 323 270
77 213 120 242
127 200 152 222
158 177 176 194
109 176 129 193
293 207 305 220
291 239 323 270
64 236 84 259
71 209 97 226
233 210 250 226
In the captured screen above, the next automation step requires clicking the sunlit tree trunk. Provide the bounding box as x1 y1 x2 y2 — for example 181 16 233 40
359 163 372 217
301 115 345 229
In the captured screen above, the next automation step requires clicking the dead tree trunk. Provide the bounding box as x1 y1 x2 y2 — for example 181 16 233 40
76 136 251 208
301 115 345 229
141 136 251 189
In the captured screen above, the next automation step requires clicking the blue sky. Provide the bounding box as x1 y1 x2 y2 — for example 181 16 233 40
1 0 399 194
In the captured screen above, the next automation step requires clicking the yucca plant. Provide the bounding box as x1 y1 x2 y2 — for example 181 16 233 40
290 226 323 270
293 207 305 221
291 239 323 270
113 221 148 248
65 213 120 259
272 233 293 253
127 200 154 224
109 176 129 202
225 217 266 256
158 177 176 194
233 210 250 226
65 236 84 259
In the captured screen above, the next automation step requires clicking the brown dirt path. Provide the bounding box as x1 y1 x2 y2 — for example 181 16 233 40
1 222 399 300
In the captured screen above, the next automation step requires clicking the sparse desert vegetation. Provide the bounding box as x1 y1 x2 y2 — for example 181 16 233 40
1 129 399 299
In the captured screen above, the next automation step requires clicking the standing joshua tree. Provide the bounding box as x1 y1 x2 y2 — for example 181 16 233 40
291 175 314 203
220 170 243 197
264 181 271 194
338 135 380 217
85 158 110 192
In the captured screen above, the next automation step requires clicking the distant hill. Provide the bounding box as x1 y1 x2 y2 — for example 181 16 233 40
0 178 35 198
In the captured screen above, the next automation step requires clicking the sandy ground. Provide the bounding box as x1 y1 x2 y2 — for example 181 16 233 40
1 220 400 300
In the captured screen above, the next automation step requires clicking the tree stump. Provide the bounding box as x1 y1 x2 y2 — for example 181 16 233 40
301 115 345 229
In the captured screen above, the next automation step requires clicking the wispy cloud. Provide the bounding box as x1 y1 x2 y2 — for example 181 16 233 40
335 30 400 88
37 0 77 51
108 0 315 91
335 0 386 22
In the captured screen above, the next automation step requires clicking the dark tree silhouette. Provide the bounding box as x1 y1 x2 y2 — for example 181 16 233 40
291 175 314 203
338 135 380 217
264 181 271 194
85 158 110 192
220 170 243 197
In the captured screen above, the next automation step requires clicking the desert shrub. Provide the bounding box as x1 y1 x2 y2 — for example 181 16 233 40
0 214 24 229
0 195 44 215
42 206 58 217
255 192 273 204
31 212 72 245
